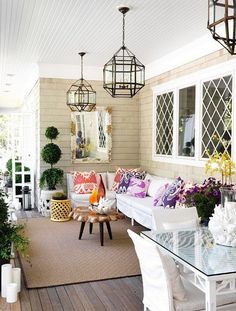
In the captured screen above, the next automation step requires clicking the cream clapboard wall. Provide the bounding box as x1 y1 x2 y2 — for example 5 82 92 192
139 48 236 183
39 78 140 190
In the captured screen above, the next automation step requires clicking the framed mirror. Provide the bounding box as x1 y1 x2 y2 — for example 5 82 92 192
71 107 112 163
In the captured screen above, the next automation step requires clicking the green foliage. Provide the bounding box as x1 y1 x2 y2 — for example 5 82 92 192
0 189 29 260
45 126 59 140
52 192 67 200
191 192 217 220
41 143 62 165
40 126 63 190
39 168 64 190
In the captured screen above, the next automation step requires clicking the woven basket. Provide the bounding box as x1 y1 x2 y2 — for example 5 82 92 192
50 199 72 222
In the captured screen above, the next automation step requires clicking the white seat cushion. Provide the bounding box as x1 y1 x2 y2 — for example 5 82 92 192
175 279 236 311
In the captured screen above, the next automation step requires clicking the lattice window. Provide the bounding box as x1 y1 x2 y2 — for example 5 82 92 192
155 92 174 155
202 75 232 158
98 111 106 149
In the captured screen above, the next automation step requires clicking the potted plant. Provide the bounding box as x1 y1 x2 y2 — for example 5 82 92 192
0 188 29 288
50 192 71 222
40 126 63 190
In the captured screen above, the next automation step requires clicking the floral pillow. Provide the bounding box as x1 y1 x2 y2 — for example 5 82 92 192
127 177 150 198
73 171 97 194
116 171 146 194
157 177 184 208
153 183 170 207
112 167 142 191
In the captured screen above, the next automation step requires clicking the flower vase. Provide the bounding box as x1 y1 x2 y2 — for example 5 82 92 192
220 186 236 207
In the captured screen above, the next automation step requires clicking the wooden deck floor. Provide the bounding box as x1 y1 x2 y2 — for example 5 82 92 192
0 210 143 311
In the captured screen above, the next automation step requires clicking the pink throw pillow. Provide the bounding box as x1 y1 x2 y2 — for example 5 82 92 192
112 167 141 191
127 177 150 198
73 171 97 194
153 183 170 207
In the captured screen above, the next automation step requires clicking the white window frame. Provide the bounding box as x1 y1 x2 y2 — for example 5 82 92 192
152 60 236 167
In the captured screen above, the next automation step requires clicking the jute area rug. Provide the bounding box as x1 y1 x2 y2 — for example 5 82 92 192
19 217 143 289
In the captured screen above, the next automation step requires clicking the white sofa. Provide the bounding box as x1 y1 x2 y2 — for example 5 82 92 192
66 172 173 229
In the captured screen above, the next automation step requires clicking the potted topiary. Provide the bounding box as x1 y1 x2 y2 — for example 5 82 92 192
40 126 64 190
50 192 71 222
0 188 29 289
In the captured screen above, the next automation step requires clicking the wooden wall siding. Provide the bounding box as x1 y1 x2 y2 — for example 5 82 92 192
138 48 236 183
39 78 140 190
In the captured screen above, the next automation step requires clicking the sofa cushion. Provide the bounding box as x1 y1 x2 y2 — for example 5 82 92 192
117 194 153 215
71 190 116 204
107 172 115 191
127 177 150 198
112 167 141 191
73 171 97 194
117 171 146 194
158 177 184 208
153 183 170 207
146 174 174 197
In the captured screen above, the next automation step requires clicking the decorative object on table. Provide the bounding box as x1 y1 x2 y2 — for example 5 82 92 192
207 0 236 55
66 52 96 112
89 188 98 205
0 188 29 292
209 203 236 247
50 192 71 222
103 6 145 98
178 178 222 224
89 197 115 215
205 150 236 207
39 126 63 190
97 173 106 201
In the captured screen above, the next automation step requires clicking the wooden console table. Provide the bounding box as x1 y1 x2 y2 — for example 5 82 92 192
70 207 124 246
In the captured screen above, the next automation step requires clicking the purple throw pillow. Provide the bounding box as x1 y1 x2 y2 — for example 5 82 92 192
127 177 150 198
157 177 184 208
116 171 146 194
153 183 170 207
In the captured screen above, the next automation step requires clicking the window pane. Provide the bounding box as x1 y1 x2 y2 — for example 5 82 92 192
202 75 232 158
155 92 174 155
178 86 195 157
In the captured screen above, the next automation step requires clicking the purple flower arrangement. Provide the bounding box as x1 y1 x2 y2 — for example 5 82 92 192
179 177 222 221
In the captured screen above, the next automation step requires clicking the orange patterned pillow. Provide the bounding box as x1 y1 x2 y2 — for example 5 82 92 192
112 167 141 191
73 171 97 194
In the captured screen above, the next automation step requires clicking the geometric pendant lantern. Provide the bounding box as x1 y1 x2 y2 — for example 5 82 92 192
207 0 236 55
66 52 96 112
103 7 145 98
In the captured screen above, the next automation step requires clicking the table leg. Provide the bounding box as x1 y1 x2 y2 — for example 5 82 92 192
79 222 85 240
99 222 104 246
89 223 93 234
205 280 216 311
106 222 112 240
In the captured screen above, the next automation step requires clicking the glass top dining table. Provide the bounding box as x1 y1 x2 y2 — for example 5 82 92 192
141 227 236 277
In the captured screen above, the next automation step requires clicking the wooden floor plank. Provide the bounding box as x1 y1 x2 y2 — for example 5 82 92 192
64 285 85 311
28 290 43 311
78 283 107 311
55 286 74 311
123 276 143 301
46 288 63 311
37 289 53 311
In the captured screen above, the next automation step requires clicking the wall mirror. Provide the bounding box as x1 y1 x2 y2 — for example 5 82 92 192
71 107 112 163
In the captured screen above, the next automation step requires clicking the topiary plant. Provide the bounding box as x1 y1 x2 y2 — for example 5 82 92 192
40 126 63 190
52 192 67 200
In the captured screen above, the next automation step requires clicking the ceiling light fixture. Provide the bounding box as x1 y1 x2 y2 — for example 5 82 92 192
208 0 236 55
66 52 96 112
103 6 145 98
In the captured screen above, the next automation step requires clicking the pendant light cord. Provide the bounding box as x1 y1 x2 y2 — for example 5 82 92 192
81 54 83 80
122 12 125 47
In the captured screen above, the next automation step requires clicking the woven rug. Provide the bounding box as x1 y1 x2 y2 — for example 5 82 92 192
19 217 143 288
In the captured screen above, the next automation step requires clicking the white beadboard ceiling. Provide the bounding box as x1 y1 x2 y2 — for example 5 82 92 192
0 0 210 107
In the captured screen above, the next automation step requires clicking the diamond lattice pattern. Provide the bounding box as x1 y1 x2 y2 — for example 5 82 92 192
202 75 232 158
98 111 106 149
155 92 174 155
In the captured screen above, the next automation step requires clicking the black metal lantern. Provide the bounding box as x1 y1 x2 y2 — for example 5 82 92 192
208 0 236 55
67 52 96 112
103 7 145 98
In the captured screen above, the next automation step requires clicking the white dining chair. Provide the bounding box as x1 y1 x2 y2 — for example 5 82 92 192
152 206 199 232
128 229 236 311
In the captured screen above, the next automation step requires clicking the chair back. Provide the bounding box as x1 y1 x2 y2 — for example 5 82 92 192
152 207 199 232
127 229 174 311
